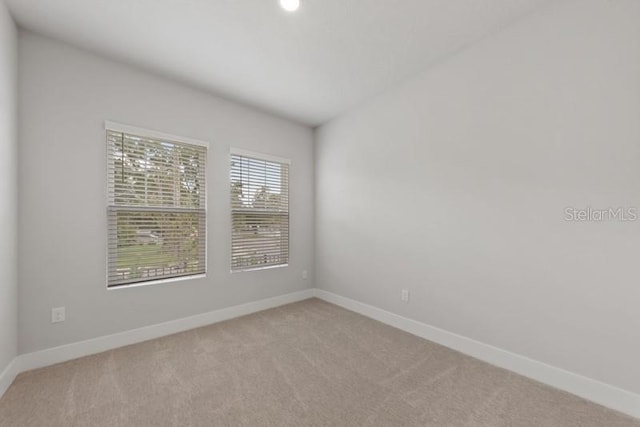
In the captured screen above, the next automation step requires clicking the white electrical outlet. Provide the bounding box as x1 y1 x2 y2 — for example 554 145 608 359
401 289 410 303
51 307 66 323
302 270 308 280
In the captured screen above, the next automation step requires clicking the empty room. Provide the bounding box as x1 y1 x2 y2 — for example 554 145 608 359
0 0 639 425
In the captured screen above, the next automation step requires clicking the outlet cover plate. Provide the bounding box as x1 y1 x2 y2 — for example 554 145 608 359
51 307 66 323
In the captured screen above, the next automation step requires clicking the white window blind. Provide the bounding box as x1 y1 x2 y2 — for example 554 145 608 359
107 127 207 287
230 151 289 271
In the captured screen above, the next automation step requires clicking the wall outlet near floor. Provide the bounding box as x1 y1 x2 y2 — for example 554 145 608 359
51 307 66 323
302 270 308 280
401 289 410 303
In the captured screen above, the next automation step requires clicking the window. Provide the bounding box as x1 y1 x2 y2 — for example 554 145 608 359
107 123 207 288
230 149 290 271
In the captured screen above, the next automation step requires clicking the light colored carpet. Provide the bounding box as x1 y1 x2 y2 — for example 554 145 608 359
0 298 637 427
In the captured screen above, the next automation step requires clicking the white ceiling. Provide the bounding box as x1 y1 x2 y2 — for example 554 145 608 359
6 0 553 126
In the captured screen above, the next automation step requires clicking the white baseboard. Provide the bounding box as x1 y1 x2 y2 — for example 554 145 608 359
14 288 314 378
313 289 640 419
0 358 19 400
4 287 639 420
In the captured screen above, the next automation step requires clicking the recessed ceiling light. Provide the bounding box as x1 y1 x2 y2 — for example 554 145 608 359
279 0 300 12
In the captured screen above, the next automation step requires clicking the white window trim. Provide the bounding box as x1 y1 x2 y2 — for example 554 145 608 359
230 147 291 165
105 120 210 148
229 147 291 273
107 274 207 291
230 264 289 274
105 121 209 289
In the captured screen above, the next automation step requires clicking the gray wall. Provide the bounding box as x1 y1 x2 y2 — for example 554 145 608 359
0 0 17 374
315 0 640 394
18 31 314 354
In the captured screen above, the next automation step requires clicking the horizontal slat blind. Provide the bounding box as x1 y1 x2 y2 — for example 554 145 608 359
107 129 206 287
231 152 289 271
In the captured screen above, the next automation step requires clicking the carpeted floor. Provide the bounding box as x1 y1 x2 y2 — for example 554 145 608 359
0 298 637 426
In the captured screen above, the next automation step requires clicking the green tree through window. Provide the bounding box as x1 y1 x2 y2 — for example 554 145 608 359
230 152 289 270
107 127 207 287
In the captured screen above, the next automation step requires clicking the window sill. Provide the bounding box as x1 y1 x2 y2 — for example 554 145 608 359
231 264 288 274
107 274 206 290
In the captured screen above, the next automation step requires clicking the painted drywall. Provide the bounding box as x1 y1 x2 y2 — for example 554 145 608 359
315 0 640 395
18 31 314 354
0 0 17 375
